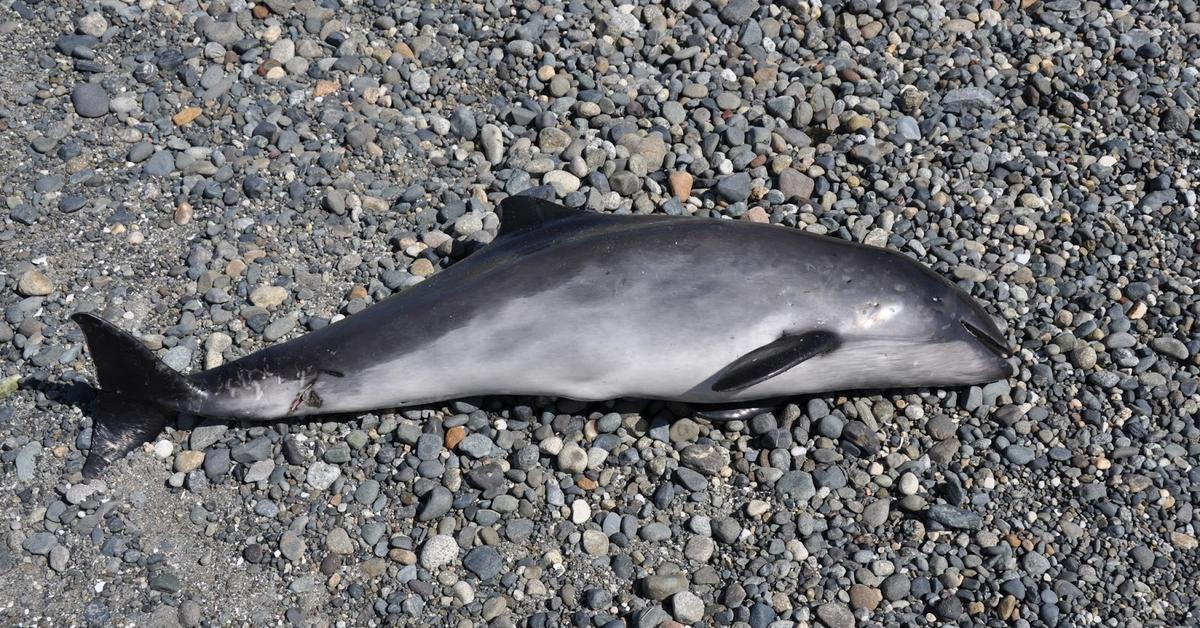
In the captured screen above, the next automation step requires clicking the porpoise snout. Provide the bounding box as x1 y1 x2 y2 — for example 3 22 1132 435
958 312 1016 380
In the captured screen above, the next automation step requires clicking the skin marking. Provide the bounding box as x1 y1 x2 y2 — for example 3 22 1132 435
287 371 333 415
855 302 902 329
287 373 315 415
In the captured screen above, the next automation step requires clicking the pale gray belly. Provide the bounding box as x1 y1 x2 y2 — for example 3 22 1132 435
317 285 802 409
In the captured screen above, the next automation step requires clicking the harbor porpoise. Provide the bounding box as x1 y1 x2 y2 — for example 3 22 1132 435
72 196 1013 478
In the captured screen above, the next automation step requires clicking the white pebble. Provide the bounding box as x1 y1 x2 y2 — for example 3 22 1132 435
570 499 591 524
898 471 919 496
540 436 563 456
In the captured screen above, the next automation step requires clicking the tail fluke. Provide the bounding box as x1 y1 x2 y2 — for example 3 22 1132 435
84 392 175 479
72 313 200 478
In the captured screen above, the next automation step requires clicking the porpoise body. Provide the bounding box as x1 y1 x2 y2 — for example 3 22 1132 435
73 197 1013 477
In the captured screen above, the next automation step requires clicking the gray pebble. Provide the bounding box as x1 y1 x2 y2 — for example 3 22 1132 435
243 460 274 483
49 545 69 572
711 517 741 544
942 86 995 111
679 444 727 475
232 436 271 464
325 528 353 554
716 173 752 203
670 591 704 624
862 499 890 528
557 444 588 473
463 546 502 580
640 573 687 601
816 602 854 628
777 470 815 501
1023 550 1052 576
323 442 350 464
882 573 910 600
178 601 201 627
149 572 181 594
581 530 609 555
71 83 109 118
639 522 672 542
719 0 757 24
1004 445 1036 465
1150 337 1189 361
479 124 503 163
162 345 192 371
190 422 227 451
263 316 296 341
15 442 39 481
418 486 453 521
22 531 56 555
896 116 921 142
127 142 154 163
926 504 983 530
201 20 243 45
450 106 477 140
143 151 175 176
279 530 305 562
355 479 380 505
306 461 340 490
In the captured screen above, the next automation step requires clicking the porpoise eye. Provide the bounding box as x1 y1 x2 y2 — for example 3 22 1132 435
931 296 942 303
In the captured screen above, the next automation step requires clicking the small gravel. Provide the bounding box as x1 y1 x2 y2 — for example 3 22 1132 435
1 0 1197 625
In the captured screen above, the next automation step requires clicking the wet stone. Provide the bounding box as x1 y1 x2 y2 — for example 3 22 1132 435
675 467 708 491
719 0 758 25
466 462 505 491
934 596 963 620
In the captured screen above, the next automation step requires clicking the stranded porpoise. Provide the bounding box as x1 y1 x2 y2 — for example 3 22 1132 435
72 196 1013 477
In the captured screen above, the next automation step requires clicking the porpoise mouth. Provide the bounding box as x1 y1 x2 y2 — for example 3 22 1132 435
961 321 1012 359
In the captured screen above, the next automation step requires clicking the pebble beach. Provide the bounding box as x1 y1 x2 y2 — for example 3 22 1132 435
0 0 1198 626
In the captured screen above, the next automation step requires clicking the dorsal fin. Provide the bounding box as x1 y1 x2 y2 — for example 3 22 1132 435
496 195 582 237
